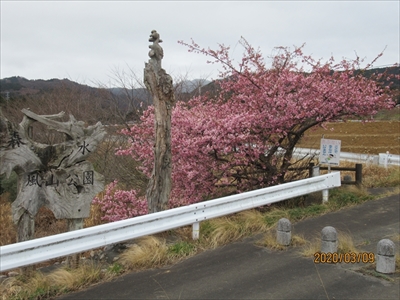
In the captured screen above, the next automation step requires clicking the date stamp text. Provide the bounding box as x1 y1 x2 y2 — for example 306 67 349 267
314 252 375 264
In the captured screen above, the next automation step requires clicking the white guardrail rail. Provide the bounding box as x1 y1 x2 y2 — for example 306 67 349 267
293 148 400 166
0 172 341 272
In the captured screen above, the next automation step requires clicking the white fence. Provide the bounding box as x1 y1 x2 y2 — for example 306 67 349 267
0 173 341 272
293 148 400 166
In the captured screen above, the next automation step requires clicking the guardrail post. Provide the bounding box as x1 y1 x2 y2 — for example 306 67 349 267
322 190 329 203
276 218 291 246
311 165 330 203
192 222 200 240
379 152 390 168
312 165 320 177
308 162 315 178
355 164 362 186
376 239 395 274
321 226 337 253
313 166 329 203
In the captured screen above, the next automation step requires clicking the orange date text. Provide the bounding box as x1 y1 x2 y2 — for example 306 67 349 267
314 252 375 264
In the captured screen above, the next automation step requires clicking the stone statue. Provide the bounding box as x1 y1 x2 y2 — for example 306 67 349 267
148 30 164 72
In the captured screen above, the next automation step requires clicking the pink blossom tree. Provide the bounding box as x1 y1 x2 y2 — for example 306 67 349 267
95 38 397 221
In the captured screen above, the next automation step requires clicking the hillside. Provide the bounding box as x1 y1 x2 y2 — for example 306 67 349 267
0 66 398 125
0 76 98 99
0 76 210 126
0 76 210 102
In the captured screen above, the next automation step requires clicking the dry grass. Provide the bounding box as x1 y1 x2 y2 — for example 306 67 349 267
300 237 321 257
84 204 105 228
34 208 67 239
201 218 244 249
0 196 105 245
119 236 171 269
362 165 400 188
256 230 307 250
337 231 359 254
299 230 360 257
198 210 270 249
388 233 400 242
119 211 275 269
0 261 107 300
0 193 15 246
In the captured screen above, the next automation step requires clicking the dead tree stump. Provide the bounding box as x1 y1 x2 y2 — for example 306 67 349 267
144 30 175 213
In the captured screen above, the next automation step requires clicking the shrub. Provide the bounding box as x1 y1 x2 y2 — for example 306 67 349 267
92 180 148 222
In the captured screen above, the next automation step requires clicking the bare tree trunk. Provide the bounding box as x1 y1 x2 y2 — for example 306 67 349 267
17 210 35 275
66 218 84 269
144 30 175 213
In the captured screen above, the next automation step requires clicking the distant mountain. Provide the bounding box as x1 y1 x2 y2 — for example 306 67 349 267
0 76 97 98
176 79 211 93
0 76 213 125
0 76 210 102
1 66 398 111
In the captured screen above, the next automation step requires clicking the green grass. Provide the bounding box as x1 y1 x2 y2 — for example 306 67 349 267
326 187 373 210
107 263 124 275
168 241 197 257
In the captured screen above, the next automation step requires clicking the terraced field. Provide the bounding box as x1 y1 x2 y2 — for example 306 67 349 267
298 120 400 155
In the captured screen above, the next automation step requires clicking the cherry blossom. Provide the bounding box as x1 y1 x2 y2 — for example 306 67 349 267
95 38 396 221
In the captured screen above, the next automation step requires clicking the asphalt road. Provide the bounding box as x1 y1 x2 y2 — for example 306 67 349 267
59 191 400 299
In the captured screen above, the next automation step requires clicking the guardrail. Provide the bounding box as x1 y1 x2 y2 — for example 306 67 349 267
0 172 341 272
293 148 400 166
308 163 363 186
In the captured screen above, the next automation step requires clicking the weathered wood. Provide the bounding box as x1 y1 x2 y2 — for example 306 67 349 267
0 109 106 222
16 211 35 275
66 218 84 269
144 30 175 213
0 108 105 255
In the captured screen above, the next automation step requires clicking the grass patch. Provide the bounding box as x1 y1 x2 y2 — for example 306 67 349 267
263 208 289 227
107 263 124 275
362 165 400 188
300 237 321 257
198 210 269 249
287 204 329 221
256 231 307 250
299 230 360 258
326 186 373 210
168 241 197 258
337 231 359 254
0 261 107 300
119 236 170 269
0 193 15 246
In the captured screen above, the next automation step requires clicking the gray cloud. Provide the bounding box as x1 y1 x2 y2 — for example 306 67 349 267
1 1 398 87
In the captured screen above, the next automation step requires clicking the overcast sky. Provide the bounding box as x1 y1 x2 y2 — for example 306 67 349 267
1 1 399 87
